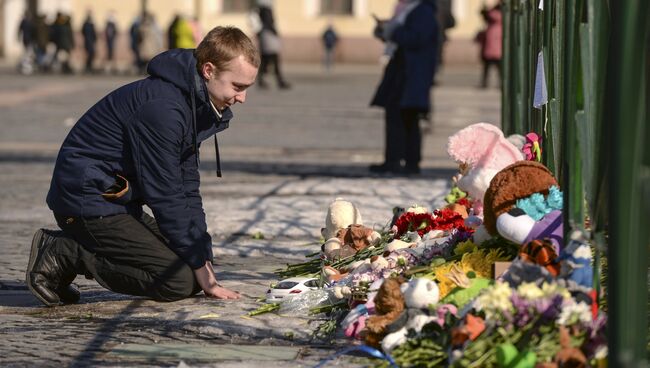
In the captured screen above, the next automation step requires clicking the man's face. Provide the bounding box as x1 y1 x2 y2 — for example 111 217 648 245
203 55 258 111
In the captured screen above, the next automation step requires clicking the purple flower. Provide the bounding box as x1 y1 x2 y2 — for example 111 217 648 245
511 294 533 327
535 294 563 321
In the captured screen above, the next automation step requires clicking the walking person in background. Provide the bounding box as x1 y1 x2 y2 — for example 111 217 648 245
435 0 455 81
251 0 290 89
369 0 439 175
477 0 502 88
137 12 163 73
129 16 143 73
51 12 75 74
167 14 181 49
33 14 50 72
189 16 204 47
25 26 260 307
17 10 35 74
321 23 338 72
104 11 118 74
172 14 196 49
81 11 97 74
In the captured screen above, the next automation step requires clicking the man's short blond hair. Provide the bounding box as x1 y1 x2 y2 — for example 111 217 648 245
195 26 260 75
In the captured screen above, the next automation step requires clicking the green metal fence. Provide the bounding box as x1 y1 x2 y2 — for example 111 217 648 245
501 0 649 366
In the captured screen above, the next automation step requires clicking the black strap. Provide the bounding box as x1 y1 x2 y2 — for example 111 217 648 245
214 134 222 177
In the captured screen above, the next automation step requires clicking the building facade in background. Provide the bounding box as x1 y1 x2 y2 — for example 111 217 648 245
1 0 495 66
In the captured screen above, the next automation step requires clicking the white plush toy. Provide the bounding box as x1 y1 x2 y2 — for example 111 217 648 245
400 277 440 310
381 278 441 353
321 198 363 240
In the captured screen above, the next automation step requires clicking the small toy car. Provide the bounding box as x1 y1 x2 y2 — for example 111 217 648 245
265 277 319 302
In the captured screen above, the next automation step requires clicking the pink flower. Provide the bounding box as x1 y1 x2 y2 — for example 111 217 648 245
522 132 542 161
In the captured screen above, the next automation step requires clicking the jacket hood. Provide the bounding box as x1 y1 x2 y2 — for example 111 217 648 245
147 49 232 177
147 49 207 102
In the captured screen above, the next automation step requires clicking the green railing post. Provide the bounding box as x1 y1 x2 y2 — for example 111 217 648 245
604 1 649 366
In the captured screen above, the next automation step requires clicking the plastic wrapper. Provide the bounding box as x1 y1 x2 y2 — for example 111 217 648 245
278 288 340 315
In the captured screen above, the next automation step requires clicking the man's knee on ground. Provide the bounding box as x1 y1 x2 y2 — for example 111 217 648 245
153 265 199 302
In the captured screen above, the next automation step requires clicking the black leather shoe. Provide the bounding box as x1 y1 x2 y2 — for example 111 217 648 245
57 284 81 304
26 229 78 306
369 162 402 174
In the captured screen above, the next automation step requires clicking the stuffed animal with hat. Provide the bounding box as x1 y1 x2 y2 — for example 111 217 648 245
482 161 564 253
447 123 524 217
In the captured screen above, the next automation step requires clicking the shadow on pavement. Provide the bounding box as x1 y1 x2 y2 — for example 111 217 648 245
0 153 457 179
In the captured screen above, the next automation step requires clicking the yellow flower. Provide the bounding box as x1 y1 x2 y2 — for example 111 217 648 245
428 249 510 299
454 240 478 256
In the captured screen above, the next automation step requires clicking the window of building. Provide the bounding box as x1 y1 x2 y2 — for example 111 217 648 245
320 0 354 15
222 0 255 13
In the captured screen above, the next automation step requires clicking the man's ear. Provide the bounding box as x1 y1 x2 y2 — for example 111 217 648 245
201 62 215 80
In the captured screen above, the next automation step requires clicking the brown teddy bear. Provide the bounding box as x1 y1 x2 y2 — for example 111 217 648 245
482 161 558 237
323 224 380 260
364 277 406 348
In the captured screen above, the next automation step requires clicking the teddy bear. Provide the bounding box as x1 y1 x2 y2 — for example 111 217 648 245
447 123 524 217
322 224 380 260
381 278 441 353
481 160 564 252
320 198 381 260
321 198 363 240
364 277 406 348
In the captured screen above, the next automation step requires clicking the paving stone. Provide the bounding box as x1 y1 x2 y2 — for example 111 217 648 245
0 65 499 366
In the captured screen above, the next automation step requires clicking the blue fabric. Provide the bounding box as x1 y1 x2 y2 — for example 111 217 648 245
47 49 233 269
516 185 563 221
533 50 548 109
371 0 438 112
313 345 397 368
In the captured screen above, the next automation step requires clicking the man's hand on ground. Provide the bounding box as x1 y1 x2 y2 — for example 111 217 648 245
194 261 240 299
203 284 241 299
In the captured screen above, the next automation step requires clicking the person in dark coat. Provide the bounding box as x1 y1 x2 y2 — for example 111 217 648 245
321 23 338 72
51 12 75 74
18 10 35 52
369 0 439 175
253 0 290 89
33 14 50 71
104 12 118 74
81 12 97 73
129 16 143 73
26 27 260 307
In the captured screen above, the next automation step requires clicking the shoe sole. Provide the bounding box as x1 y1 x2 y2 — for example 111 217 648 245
25 229 59 307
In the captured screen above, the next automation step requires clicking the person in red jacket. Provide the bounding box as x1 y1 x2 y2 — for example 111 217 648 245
477 1 502 88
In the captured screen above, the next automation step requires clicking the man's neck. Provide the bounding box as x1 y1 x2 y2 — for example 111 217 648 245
208 99 223 119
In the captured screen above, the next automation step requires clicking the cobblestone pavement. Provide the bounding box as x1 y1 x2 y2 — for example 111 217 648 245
0 64 500 367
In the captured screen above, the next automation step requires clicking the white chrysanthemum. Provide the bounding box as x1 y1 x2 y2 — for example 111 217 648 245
540 282 571 299
557 302 592 326
475 282 513 319
407 205 428 214
595 345 608 360
517 282 544 300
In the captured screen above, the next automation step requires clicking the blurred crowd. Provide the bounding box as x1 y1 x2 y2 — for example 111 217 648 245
16 10 202 76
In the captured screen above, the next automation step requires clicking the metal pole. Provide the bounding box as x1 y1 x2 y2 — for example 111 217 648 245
605 1 650 367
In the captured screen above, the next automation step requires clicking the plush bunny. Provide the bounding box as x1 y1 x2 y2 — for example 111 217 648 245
447 123 524 216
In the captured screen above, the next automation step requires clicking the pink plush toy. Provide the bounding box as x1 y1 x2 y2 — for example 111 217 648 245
447 123 524 215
